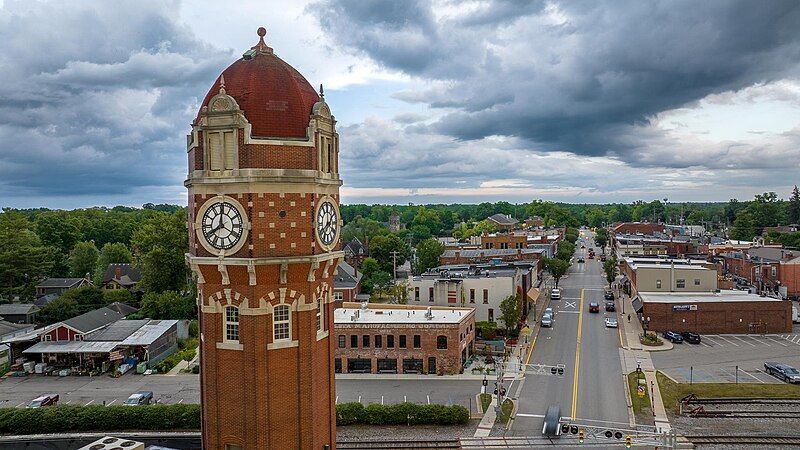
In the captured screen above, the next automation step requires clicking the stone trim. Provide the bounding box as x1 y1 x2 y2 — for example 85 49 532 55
186 171 342 190
215 341 243 351
194 195 251 257
187 251 344 268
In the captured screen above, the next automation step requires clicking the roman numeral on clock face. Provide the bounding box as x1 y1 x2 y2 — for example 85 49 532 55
202 200 245 250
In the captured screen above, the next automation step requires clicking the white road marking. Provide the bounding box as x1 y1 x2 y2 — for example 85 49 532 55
404 395 407 403
732 336 756 347
712 335 740 347
381 396 384 405
564 301 576 309
558 310 580 314
699 340 713 348
358 395 361 403
739 369 765 383
766 337 788 347
107 399 117 406
702 336 722 346
178 398 184 404
515 413 545 418
85 400 94 406
15 402 24 408
427 395 430 405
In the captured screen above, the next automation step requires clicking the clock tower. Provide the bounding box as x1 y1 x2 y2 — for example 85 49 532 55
187 28 341 450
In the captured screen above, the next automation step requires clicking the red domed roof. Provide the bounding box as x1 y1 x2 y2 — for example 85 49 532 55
198 29 320 139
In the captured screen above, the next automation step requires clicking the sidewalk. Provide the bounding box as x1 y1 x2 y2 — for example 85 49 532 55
617 292 672 432
474 394 497 437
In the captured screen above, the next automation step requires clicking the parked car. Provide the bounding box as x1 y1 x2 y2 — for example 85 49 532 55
600 255 607 261
577 257 585 263
764 362 800 383
588 302 600 313
605 317 618 328
124 391 154 406
27 394 58 408
588 253 595 259
681 332 701 344
604 301 616 312
550 288 561 300
604 290 614 300
544 308 554 317
541 315 553 328
663 331 683 343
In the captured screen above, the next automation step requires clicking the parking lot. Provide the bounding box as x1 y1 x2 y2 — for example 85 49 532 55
653 331 800 384
0 373 481 410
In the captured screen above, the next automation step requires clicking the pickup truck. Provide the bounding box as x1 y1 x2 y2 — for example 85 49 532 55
27 394 59 408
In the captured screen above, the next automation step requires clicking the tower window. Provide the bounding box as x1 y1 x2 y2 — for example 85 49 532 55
224 306 239 342
316 297 324 332
273 304 290 341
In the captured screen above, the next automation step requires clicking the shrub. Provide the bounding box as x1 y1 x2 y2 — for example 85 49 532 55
333 402 469 426
336 402 364 426
188 319 199 338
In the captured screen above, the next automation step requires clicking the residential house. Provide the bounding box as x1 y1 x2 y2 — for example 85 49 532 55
0 304 39 324
342 237 369 269
100 263 142 293
333 261 363 302
35 277 91 298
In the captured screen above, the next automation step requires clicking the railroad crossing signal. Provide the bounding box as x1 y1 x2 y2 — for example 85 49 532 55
625 435 632 448
637 386 645 397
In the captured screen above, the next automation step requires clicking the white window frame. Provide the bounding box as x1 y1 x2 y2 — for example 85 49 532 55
273 304 291 341
334 291 343 301
224 306 239 343
316 297 323 332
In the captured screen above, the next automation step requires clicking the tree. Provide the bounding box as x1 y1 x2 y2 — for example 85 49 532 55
35 211 83 277
131 211 189 293
499 294 521 331
411 206 443 236
603 256 618 287
94 242 133 282
730 210 757 241
341 216 388 244
139 291 196 320
555 241 575 261
543 257 569 286
595 228 609 252
68 241 99 278
37 297 80 325
368 234 411 275
415 238 444 275
788 185 800 225
103 289 134 306
368 271 393 298
0 210 54 300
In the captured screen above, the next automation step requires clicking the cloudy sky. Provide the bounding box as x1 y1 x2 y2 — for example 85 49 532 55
1 0 799 209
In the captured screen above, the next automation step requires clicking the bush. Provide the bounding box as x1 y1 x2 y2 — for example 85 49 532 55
475 321 498 339
0 404 200 435
0 402 468 435
188 319 199 338
334 402 469 426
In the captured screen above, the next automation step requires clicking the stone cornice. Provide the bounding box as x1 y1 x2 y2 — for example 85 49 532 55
187 251 344 268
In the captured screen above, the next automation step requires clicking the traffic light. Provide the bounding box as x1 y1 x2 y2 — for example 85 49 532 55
625 435 632 448
578 428 585 443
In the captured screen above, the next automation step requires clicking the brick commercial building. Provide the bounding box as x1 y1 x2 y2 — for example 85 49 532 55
612 222 666 235
780 256 800 300
334 302 475 375
188 28 339 450
638 290 792 334
440 248 544 266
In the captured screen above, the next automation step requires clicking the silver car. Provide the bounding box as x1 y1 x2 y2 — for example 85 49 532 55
541 314 553 328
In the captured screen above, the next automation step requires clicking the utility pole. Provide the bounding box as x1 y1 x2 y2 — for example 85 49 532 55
390 251 399 280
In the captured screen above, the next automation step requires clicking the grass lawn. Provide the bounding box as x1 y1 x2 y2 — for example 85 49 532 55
627 371 654 425
657 371 800 414
479 393 492 413
497 398 514 424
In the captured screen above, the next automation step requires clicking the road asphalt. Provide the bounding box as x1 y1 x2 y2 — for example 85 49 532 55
510 230 630 436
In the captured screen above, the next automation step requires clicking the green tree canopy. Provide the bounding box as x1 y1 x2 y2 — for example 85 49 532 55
94 242 133 282
789 185 800 225
415 238 444 275
0 210 54 300
341 216 388 244
499 294 521 330
603 256 618 287
368 234 411 274
131 211 189 293
595 228 609 250
68 241 99 278
543 257 569 287
139 290 196 320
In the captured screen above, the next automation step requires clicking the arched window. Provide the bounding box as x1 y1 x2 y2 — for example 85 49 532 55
224 306 239 342
316 296 324 332
274 304 290 341
437 335 448 350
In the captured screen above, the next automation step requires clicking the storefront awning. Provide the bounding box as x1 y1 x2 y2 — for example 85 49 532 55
526 287 541 303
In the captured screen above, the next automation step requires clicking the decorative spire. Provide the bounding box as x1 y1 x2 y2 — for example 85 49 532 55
251 26 273 54
319 84 324 99
219 75 226 95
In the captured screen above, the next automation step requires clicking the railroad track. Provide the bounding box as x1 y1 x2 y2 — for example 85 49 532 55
685 397 800 405
688 435 800 446
337 439 461 449
689 409 800 418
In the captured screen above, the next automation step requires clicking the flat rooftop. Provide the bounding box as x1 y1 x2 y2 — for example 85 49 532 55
334 303 473 325
639 290 783 304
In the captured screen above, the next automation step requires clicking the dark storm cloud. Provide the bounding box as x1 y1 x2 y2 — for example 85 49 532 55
312 0 800 164
0 0 231 201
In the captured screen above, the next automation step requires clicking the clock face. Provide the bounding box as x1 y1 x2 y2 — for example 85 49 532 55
201 201 244 250
316 200 338 248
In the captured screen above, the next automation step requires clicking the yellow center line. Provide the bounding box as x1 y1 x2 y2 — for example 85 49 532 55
571 288 584 419
525 335 537 366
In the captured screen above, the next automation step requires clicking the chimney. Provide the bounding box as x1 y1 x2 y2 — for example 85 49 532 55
114 266 122 280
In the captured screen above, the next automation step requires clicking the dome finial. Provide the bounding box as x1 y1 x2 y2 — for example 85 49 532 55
219 75 226 94
252 27 273 54
319 84 324 99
